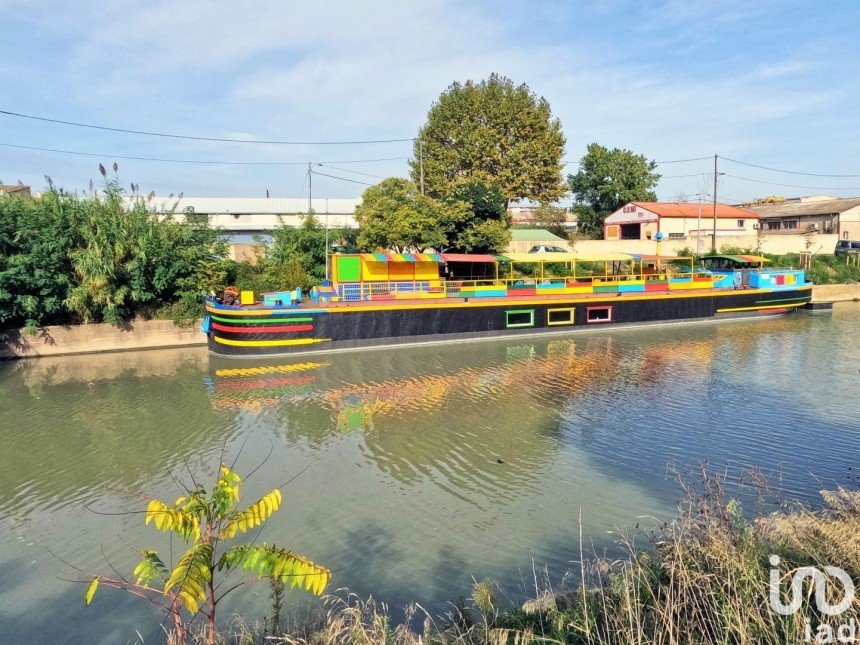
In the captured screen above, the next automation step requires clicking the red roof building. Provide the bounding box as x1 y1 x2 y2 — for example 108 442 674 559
603 201 759 241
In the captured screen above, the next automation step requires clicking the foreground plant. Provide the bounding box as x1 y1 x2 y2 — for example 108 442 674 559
82 464 330 644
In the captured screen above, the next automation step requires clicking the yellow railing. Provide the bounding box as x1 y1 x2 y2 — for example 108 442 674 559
333 271 718 301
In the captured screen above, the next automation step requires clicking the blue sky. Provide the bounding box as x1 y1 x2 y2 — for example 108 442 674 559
1 0 858 203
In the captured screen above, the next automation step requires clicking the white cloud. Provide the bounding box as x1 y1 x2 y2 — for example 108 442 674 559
0 0 856 200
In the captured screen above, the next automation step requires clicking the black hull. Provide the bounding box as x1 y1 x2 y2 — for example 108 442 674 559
206 287 813 357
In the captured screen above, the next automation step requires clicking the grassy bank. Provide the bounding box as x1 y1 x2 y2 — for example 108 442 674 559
200 480 858 644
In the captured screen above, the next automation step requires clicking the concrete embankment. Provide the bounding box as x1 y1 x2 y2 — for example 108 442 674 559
812 282 860 302
0 319 206 359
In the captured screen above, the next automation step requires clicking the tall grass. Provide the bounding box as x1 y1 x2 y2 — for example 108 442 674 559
208 479 858 644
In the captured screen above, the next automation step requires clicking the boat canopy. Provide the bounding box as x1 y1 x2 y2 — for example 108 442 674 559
503 251 638 263
348 252 695 265
440 253 500 263
701 254 770 265
358 252 444 263
628 254 692 262
502 251 675 263
354 252 501 264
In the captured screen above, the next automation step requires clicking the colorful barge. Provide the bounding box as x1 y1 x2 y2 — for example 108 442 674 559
204 252 812 357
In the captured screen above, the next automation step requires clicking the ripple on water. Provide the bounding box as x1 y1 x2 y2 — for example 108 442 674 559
0 307 858 643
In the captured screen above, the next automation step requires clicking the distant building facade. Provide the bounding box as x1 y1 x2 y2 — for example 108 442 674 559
0 184 32 198
743 195 860 239
127 197 361 261
603 202 759 242
137 197 361 234
508 204 578 230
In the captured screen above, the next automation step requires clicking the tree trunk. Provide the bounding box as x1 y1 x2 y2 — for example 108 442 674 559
168 597 185 645
208 574 217 645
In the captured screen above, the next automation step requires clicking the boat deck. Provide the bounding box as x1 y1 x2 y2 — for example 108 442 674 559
230 286 760 312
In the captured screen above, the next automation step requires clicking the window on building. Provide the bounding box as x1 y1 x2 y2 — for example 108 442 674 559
547 308 574 326
586 306 613 323
784 220 798 230
737 219 745 228
767 221 781 230
505 310 534 328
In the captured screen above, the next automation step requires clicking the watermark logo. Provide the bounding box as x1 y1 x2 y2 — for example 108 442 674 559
769 554 857 643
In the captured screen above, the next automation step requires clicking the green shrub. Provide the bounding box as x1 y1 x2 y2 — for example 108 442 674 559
0 172 228 335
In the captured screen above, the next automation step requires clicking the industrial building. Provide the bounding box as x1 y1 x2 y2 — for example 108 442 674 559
603 202 759 242
742 195 860 239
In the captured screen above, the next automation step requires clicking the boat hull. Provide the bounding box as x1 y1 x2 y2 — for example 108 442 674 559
206 286 813 357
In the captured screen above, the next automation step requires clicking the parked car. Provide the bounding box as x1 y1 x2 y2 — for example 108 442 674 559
528 245 568 253
835 240 860 255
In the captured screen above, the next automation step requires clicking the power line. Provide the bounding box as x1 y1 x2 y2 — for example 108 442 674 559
659 173 712 179
0 141 409 165
315 163 386 179
655 156 713 164
310 170 374 186
298 171 308 199
721 155 860 178
0 109 415 145
723 172 860 191
564 156 712 168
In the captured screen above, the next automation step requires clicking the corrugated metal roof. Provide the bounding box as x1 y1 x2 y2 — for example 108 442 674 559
743 197 860 217
126 196 361 214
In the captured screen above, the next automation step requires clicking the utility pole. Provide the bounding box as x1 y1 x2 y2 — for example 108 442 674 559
696 190 703 256
307 162 312 215
711 154 718 253
418 139 425 195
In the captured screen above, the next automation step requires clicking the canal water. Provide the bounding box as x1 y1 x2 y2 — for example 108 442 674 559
1 304 858 643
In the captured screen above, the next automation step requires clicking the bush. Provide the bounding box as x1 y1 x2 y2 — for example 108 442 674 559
0 173 228 335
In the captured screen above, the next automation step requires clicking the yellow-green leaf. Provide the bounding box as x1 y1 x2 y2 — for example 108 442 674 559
85 576 100 605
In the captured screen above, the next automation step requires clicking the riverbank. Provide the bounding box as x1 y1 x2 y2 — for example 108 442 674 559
215 484 860 644
813 281 860 302
0 319 205 359
2 283 857 359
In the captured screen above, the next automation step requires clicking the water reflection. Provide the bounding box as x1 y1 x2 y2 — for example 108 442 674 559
1 306 858 644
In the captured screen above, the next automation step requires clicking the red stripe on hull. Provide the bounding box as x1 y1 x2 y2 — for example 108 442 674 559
210 322 313 333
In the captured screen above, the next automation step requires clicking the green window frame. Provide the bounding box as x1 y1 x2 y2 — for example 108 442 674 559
547 307 575 326
505 309 535 328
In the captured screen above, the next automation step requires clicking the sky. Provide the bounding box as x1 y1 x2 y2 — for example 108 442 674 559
1 0 859 204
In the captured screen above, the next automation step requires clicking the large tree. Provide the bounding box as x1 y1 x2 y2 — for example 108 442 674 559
354 178 466 252
443 180 511 252
568 143 661 238
410 74 566 206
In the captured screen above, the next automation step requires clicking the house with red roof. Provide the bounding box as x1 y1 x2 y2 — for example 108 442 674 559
603 201 759 242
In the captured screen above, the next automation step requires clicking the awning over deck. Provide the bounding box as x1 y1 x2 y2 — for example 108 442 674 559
503 252 635 263
355 252 500 264
629 254 692 261
440 253 499 263
702 254 770 264
359 253 444 263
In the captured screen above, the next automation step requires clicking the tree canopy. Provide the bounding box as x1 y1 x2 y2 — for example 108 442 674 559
568 143 661 238
354 178 511 253
410 74 566 206
354 178 465 252
443 180 511 252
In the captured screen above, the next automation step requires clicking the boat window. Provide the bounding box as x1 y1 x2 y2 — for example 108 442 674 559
505 309 534 328
547 308 574 326
586 306 613 323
